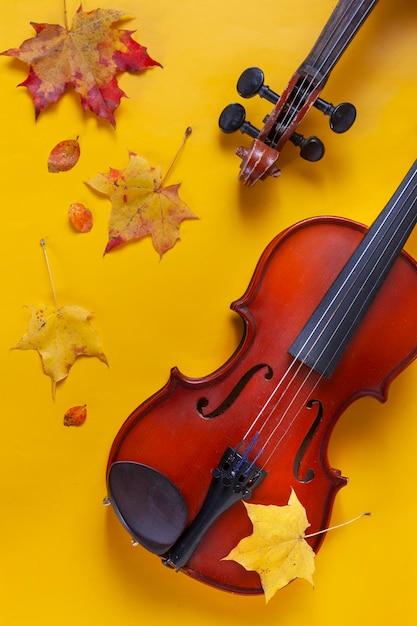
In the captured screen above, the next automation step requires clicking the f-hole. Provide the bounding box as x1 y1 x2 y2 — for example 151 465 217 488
293 399 323 483
197 364 273 419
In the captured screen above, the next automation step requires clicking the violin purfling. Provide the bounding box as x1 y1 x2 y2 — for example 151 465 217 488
106 161 417 595
219 0 380 185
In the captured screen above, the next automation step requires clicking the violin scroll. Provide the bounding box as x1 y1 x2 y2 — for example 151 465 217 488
218 0 379 185
219 66 355 186
219 102 281 183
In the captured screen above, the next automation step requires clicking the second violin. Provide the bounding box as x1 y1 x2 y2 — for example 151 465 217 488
219 0 380 185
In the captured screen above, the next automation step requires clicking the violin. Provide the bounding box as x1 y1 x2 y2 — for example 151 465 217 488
219 0 379 185
106 160 417 595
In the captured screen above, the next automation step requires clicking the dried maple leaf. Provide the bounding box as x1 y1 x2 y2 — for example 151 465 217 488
48 137 80 173
223 489 315 602
64 404 87 427
14 304 108 397
69 202 93 232
86 151 197 257
2 6 161 126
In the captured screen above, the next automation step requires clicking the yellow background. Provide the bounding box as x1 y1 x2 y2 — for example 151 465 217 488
1 0 417 623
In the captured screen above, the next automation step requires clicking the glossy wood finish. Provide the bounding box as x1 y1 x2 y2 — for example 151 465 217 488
107 166 417 593
233 0 380 185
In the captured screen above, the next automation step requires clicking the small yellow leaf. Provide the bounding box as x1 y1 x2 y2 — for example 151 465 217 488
86 151 197 257
14 304 107 397
223 489 315 602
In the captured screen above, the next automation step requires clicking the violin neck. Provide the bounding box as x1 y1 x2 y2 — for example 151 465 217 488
288 161 417 378
299 0 379 86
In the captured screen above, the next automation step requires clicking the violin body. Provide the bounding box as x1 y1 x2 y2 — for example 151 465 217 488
107 214 417 595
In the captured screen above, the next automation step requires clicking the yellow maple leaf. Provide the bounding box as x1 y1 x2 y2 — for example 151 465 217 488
223 489 315 602
14 304 108 397
86 151 197 258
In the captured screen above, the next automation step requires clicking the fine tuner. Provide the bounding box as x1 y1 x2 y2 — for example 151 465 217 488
219 0 380 186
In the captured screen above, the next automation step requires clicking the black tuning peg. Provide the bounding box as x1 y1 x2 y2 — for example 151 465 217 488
290 132 325 162
219 103 324 163
237 67 279 104
218 103 260 138
236 67 356 134
314 98 356 133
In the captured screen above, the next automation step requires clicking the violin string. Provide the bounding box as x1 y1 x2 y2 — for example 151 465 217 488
241 167 417 468
257 170 417 430
270 0 375 147
256 173 416 465
285 170 417 377
258 175 417 467
269 0 356 144
242 168 416 443
259 171 417 465
284 169 417 377
272 0 371 145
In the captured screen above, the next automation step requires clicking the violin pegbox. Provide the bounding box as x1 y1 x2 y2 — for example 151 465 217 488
219 67 357 186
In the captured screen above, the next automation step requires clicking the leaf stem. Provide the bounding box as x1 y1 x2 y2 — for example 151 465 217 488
40 239 58 309
305 512 371 539
161 127 192 187
63 0 69 30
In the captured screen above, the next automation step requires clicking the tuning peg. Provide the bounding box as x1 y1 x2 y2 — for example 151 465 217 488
290 132 325 162
219 103 324 162
314 98 356 133
237 67 279 104
236 66 356 134
219 103 260 138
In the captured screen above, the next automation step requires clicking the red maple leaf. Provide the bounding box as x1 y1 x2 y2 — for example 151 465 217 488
2 6 161 126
